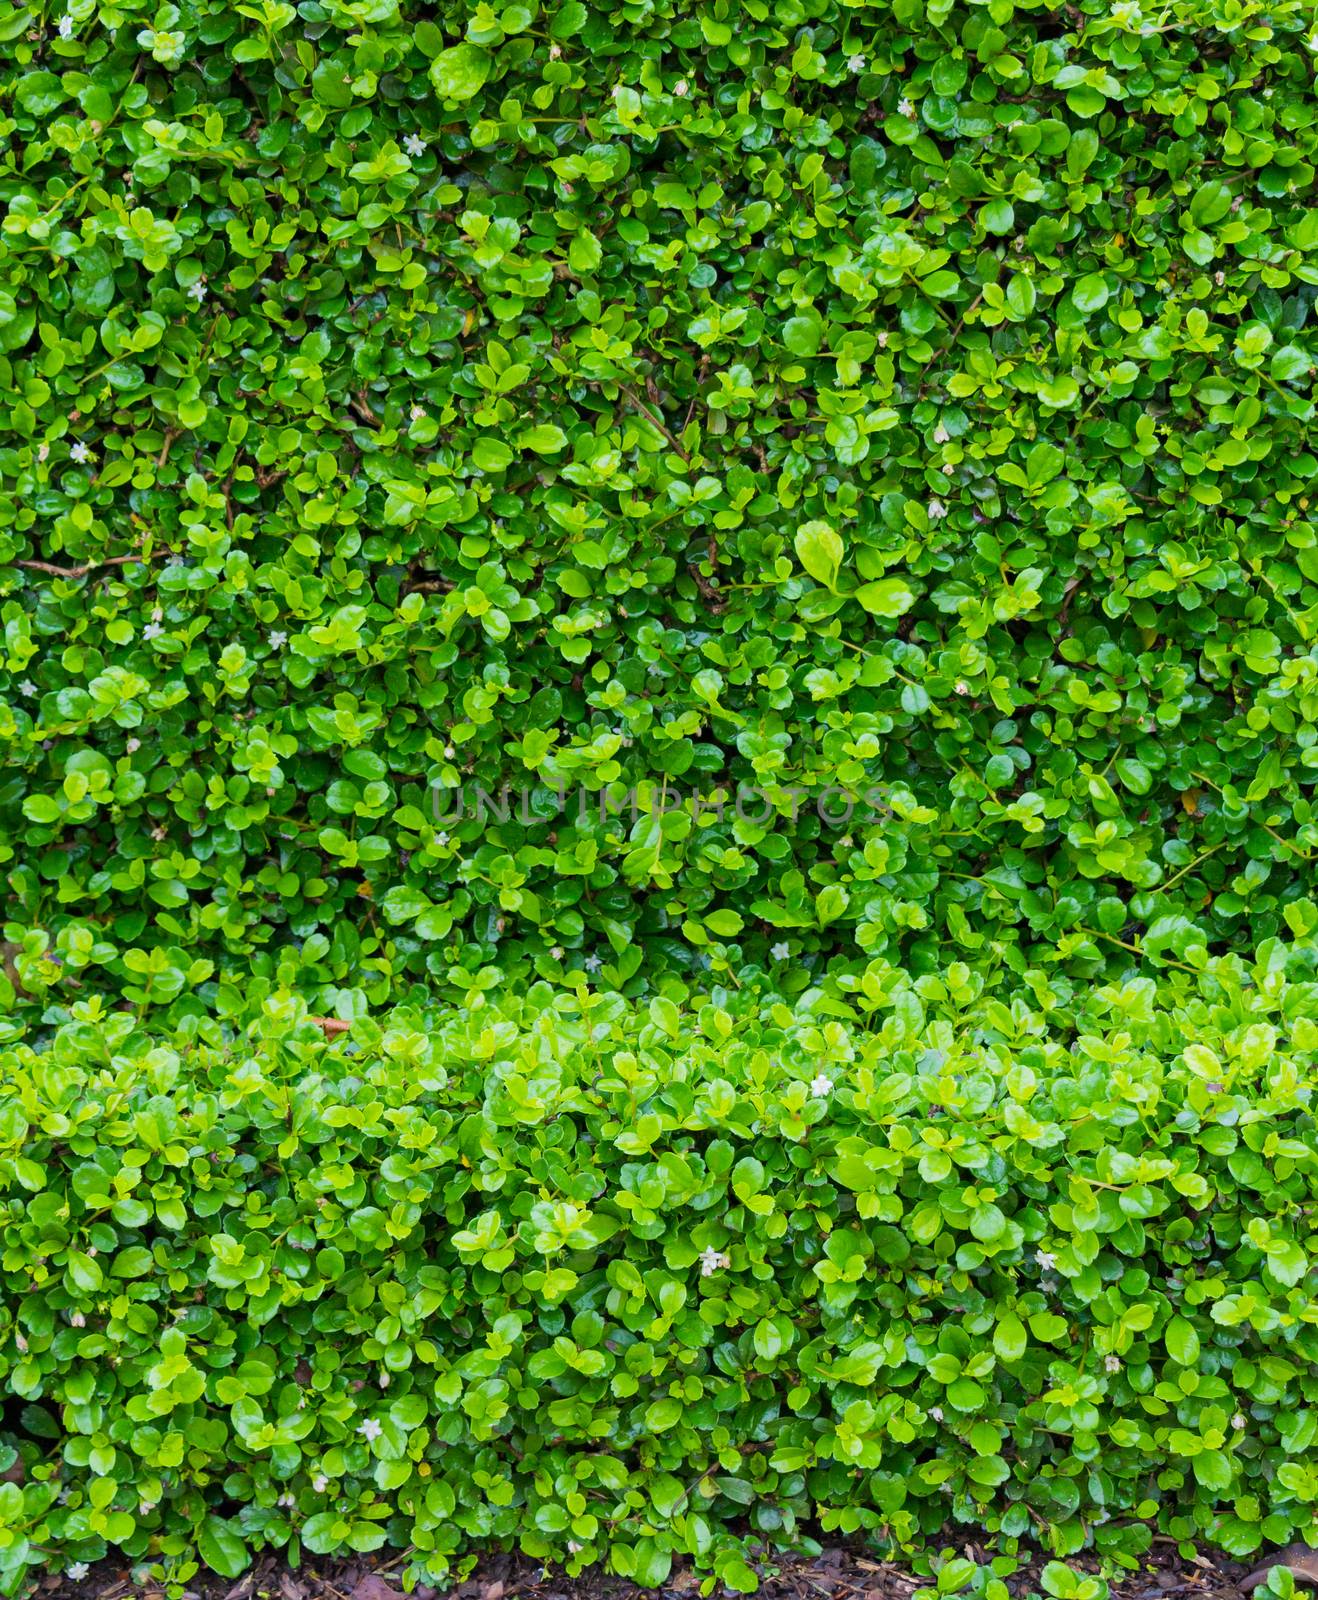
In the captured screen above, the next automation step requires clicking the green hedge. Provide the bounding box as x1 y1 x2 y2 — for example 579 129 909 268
6 0 1318 1591
4 0 1318 1025
3 943 1318 1591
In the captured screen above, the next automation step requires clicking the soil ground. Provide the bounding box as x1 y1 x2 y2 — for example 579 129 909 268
35 1542 1278 1600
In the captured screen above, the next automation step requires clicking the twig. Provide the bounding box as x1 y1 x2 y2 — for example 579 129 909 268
617 385 690 460
945 290 985 344
689 566 726 613
350 392 380 427
15 554 147 579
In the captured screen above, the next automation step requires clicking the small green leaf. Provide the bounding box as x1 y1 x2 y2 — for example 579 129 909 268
794 520 844 589
1165 1316 1200 1366
520 424 568 453
856 578 915 618
429 43 491 101
473 437 513 472
198 1516 250 1579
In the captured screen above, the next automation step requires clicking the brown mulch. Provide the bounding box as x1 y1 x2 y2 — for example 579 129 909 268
35 1540 1314 1600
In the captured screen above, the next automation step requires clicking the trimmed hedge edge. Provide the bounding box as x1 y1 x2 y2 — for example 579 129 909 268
2 940 1318 1592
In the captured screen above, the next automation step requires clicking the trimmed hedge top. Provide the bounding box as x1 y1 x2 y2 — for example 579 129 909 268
1 941 1317 1592
3 0 1318 1026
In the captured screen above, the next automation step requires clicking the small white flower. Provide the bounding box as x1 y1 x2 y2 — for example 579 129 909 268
18 679 36 696
37 442 49 462
770 941 790 960
403 134 426 157
66 1564 90 1582
611 84 625 99
58 15 73 37
847 53 866 72
954 681 970 696
583 954 602 972
699 1246 730 1277
151 605 164 622
70 441 93 464
929 1406 943 1422
549 42 562 58
278 1493 296 1509
436 832 450 847
898 97 915 117
933 423 949 444
188 280 206 303
15 1332 28 1352
126 737 141 753
1035 1249 1056 1270
142 622 163 640
379 1372 390 1388
1206 1080 1223 1094
673 79 688 96
409 405 426 421
810 1073 833 1097
1214 271 1226 286
139 1500 156 1514
297 1393 308 1409
313 1474 329 1492
550 945 564 959
928 498 947 520
567 1540 583 1554
69 1311 86 1328
1104 1354 1121 1373
941 462 954 475
1232 1412 1246 1430
877 330 888 347
444 744 455 757
268 630 288 649
358 1417 383 1441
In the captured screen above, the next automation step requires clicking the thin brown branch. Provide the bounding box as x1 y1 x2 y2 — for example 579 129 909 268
15 553 148 579
616 385 690 461
350 393 380 427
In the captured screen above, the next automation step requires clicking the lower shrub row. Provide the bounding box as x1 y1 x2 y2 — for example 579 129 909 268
2 940 1318 1596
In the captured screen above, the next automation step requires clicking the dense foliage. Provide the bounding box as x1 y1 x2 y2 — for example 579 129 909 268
3 0 1318 1027
2 941 1318 1595
4 0 1318 1589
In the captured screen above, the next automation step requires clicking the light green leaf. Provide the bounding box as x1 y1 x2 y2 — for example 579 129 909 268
794 520 844 590
429 43 491 101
